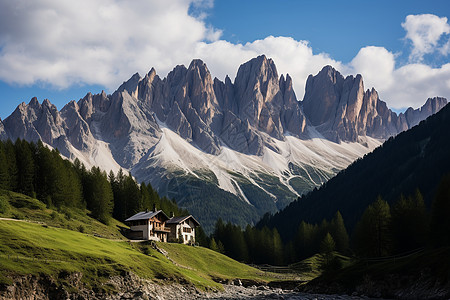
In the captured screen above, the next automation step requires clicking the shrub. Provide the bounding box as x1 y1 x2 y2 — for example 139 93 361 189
78 225 85 233
64 210 73 220
50 211 58 220
0 195 10 214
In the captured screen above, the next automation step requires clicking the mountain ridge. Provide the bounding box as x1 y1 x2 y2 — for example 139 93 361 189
258 101 450 241
1 55 447 231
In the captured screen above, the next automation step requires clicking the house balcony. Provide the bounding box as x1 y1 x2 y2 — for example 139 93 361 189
153 225 171 233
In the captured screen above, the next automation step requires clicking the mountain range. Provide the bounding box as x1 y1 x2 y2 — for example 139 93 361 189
0 55 447 231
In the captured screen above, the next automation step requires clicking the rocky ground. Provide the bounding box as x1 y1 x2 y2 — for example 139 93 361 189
111 282 387 300
199 285 385 300
0 272 387 300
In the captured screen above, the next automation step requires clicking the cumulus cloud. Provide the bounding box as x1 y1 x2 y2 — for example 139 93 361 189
350 46 396 92
0 2 448 110
0 0 221 88
348 45 450 109
386 63 450 108
402 14 450 62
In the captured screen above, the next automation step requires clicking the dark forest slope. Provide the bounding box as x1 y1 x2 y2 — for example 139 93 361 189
259 103 450 241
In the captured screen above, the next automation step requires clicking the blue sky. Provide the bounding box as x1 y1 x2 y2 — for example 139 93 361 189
0 0 449 119
206 0 449 64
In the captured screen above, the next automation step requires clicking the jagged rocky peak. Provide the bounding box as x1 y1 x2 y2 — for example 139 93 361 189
302 65 449 142
184 59 220 121
3 97 67 145
303 65 346 127
303 65 383 141
214 75 237 114
150 59 222 155
29 96 41 110
138 68 162 107
234 55 280 112
41 99 62 122
233 54 285 139
60 100 92 150
403 97 448 128
420 97 447 114
188 59 209 78
117 72 141 98
3 56 446 174
279 73 307 137
78 91 111 122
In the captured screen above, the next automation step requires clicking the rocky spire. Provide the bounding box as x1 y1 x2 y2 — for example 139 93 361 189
301 65 447 142
233 54 284 139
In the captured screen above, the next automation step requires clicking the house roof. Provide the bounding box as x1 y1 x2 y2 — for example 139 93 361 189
125 210 169 222
166 215 200 226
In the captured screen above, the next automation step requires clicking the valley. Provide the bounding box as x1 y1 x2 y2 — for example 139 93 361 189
1 2 450 299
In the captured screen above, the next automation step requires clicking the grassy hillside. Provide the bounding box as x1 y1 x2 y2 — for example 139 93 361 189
0 189 126 240
0 191 277 293
289 252 351 282
157 242 271 284
0 220 274 291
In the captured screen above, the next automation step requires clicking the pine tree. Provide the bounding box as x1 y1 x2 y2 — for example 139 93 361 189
226 225 248 262
320 232 336 254
214 218 225 243
108 170 116 186
244 225 257 263
35 142 57 205
61 159 83 208
84 167 114 224
330 211 349 253
195 226 209 247
272 228 284 265
353 196 392 257
15 139 35 196
258 226 273 264
0 142 9 190
51 153 82 207
140 183 151 211
391 190 428 253
112 169 127 221
209 238 219 252
320 232 337 270
431 174 450 247
73 158 82 174
4 140 18 191
217 240 225 254
123 172 140 217
294 221 316 260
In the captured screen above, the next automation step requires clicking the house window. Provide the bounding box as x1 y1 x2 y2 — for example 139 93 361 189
183 227 191 233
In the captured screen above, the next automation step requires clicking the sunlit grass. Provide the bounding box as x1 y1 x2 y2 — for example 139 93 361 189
0 190 278 293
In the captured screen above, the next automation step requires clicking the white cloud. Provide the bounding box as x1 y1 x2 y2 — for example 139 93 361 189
350 46 396 92
440 39 450 56
348 46 450 109
387 63 450 108
0 3 448 111
402 14 450 62
0 0 220 88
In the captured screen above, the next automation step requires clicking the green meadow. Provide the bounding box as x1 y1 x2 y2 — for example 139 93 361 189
0 190 277 292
